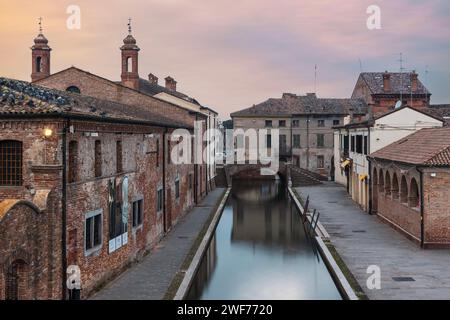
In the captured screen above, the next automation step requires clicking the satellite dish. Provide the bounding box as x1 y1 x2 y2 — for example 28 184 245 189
394 100 402 109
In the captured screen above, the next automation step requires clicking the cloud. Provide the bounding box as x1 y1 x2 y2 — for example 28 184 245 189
0 0 449 118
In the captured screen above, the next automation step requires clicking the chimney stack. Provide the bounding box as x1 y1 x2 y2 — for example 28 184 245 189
148 73 158 85
411 71 418 92
165 76 177 91
383 71 391 92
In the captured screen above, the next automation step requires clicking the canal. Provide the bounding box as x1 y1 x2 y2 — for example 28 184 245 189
187 179 342 300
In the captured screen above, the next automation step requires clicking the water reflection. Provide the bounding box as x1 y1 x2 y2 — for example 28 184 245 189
187 180 341 300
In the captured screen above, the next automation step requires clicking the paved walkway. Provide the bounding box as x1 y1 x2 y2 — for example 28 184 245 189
91 188 226 300
296 182 450 300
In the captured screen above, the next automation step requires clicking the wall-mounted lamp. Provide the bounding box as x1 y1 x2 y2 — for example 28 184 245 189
44 128 53 138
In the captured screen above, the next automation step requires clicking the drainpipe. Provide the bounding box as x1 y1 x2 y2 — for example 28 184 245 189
205 116 209 195
163 127 167 233
61 119 69 300
367 125 372 215
194 114 199 205
417 167 425 248
306 114 310 170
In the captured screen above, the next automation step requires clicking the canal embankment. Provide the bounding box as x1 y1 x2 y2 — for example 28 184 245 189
178 180 342 300
90 188 228 300
288 187 363 300
296 182 450 300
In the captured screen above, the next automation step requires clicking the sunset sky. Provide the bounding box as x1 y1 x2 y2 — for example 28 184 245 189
1 0 449 119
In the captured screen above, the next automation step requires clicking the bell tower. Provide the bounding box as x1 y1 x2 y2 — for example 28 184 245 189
31 18 51 82
121 19 140 90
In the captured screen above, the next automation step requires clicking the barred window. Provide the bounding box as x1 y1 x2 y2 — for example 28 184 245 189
0 140 23 186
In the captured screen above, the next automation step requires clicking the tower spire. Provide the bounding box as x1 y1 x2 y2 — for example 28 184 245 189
38 17 43 33
128 18 132 35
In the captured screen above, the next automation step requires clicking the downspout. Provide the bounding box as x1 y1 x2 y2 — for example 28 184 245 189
194 114 199 205
367 125 372 215
61 119 69 300
205 115 209 195
163 127 167 233
418 167 425 248
306 114 310 170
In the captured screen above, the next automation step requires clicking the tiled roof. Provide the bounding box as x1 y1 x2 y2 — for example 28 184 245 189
360 72 430 95
137 78 201 105
230 93 367 117
0 77 191 128
370 127 450 166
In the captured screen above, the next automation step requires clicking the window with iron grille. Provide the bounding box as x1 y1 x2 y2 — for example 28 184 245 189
317 155 325 169
0 140 23 186
85 210 102 254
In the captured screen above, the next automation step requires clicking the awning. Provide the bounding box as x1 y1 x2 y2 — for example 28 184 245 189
340 160 351 169
359 174 368 181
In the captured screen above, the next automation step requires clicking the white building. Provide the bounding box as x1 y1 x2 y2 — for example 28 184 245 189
334 106 444 212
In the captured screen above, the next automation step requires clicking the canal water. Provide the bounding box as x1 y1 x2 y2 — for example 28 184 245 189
187 180 342 300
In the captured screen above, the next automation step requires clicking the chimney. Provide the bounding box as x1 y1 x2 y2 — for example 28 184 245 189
411 71 418 92
148 73 158 85
165 76 177 91
383 71 391 92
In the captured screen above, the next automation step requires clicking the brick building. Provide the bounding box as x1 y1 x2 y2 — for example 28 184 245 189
351 71 431 114
0 26 216 300
368 127 450 247
231 93 367 177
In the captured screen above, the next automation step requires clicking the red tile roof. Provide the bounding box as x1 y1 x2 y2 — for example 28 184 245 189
370 127 450 166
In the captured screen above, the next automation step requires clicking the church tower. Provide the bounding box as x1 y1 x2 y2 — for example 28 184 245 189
121 19 140 90
31 18 51 82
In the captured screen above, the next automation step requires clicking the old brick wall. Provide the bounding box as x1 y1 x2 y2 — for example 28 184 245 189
0 200 60 300
35 68 196 127
423 168 450 245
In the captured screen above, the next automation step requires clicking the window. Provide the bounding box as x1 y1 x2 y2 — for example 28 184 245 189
363 136 368 155
266 134 272 148
317 155 325 169
265 120 273 127
343 135 349 153
126 56 132 72
333 120 340 126
85 210 102 253
279 120 286 127
292 120 300 127
351 136 355 152
356 135 363 154
66 86 81 94
317 134 325 148
157 187 163 212
6 259 27 300
175 177 180 199
132 199 143 228
0 140 22 186
94 140 102 177
293 135 301 148
36 56 42 73
400 176 408 203
318 120 325 127
68 141 78 183
116 141 123 173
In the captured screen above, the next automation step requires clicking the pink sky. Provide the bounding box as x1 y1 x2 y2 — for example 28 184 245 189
1 0 449 118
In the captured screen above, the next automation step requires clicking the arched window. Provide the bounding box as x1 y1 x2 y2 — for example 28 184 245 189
392 173 399 200
126 57 132 72
6 259 28 300
400 176 408 203
409 178 420 208
379 169 384 191
0 140 23 186
36 56 42 73
66 86 81 94
385 171 391 196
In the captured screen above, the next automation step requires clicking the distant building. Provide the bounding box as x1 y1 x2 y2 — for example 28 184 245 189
352 71 431 114
231 93 367 178
368 126 450 247
334 106 444 212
